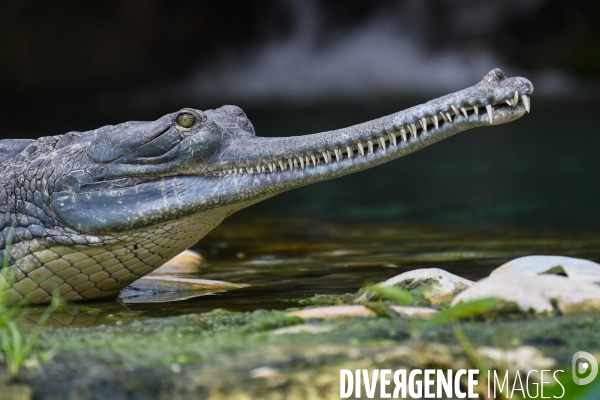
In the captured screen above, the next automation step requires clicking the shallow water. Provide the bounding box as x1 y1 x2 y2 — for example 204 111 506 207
30 214 600 328
11 98 600 327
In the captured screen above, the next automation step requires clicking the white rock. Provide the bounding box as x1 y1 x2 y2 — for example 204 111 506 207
381 268 474 304
151 249 205 274
288 305 374 319
389 305 438 318
452 275 600 314
287 305 437 320
249 366 280 379
271 324 334 334
491 255 600 284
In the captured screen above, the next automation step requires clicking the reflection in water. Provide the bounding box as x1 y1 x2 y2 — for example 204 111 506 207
24 215 600 328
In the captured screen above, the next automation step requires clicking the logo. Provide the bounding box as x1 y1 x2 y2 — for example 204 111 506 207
572 351 598 385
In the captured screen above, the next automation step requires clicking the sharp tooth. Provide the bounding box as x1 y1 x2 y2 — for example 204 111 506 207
288 159 293 170
268 163 274 173
322 151 329 163
367 140 374 154
299 157 304 169
440 112 449 123
522 94 530 113
358 142 365 156
311 154 317 166
293 158 298 168
261 166 265 173
347 146 353 158
399 128 407 142
420 118 427 131
513 91 519 107
334 148 340 161
486 104 493 124
505 99 512 106
433 115 439 128
248 167 254 174
257 164 262 173
278 160 285 171
451 105 460 116
473 105 479 115
461 107 468 119
446 112 453 122
410 124 417 138
389 132 396 146
378 137 386 150
326 150 332 163
305 155 310 166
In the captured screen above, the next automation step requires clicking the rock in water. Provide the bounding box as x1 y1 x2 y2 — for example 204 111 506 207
490 255 600 284
380 268 474 305
151 249 205 274
452 275 600 315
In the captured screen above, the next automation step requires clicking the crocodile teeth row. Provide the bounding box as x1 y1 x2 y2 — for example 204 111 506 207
209 92 530 177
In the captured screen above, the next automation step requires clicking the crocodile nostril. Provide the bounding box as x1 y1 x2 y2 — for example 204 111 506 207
527 80 534 94
483 68 506 83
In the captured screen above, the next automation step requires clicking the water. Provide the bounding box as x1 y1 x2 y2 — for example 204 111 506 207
30 214 600 327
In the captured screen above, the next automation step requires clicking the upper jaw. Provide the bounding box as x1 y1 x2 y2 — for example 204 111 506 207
200 69 533 179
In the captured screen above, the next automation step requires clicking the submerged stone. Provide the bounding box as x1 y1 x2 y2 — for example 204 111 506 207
150 249 205 274
452 275 600 315
491 255 600 284
380 268 474 305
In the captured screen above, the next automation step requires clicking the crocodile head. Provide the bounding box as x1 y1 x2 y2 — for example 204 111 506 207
0 68 532 303
54 68 533 235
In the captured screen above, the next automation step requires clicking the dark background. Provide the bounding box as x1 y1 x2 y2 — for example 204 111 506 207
2 0 600 230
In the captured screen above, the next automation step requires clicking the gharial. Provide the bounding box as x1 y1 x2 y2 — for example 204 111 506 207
0 69 533 304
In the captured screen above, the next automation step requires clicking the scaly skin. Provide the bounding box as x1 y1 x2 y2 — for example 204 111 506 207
0 69 533 304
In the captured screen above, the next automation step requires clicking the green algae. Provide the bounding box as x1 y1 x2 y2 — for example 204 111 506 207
31 308 600 368
4 308 597 399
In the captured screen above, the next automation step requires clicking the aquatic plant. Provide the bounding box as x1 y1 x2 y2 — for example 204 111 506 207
0 227 60 378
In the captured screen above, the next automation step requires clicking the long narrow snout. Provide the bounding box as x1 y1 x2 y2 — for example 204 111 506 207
202 69 532 196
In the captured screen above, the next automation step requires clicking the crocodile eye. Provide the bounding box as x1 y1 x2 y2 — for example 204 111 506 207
176 113 196 128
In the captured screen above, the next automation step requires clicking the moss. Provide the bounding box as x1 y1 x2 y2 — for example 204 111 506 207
6 304 600 398
242 311 304 332
294 293 356 306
